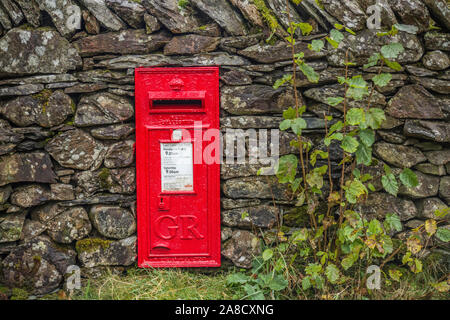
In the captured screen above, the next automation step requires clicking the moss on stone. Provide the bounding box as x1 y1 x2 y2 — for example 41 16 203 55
75 238 113 254
33 89 52 113
98 168 112 189
283 207 310 227
10 288 29 300
252 0 280 33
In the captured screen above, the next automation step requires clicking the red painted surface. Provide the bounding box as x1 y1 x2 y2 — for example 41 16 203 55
135 67 221 267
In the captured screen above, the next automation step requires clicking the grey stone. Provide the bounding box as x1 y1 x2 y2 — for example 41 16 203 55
422 50 450 71
89 205 136 239
414 163 446 176
222 205 278 229
142 0 202 34
0 84 44 97
356 0 397 29
417 197 449 221
439 176 450 204
423 0 450 30
221 198 261 210
221 163 267 180
0 5 11 30
50 184 75 201
74 92 133 127
45 129 105 170
221 116 281 129
75 69 132 84
0 28 82 76
221 69 252 86
59 194 136 207
424 31 450 51
377 131 406 144
406 65 439 77
10 185 51 208
46 207 91 244
322 0 366 31
76 235 136 268
1 90 74 128
0 185 12 204
238 41 325 64
223 176 290 201
229 0 264 29
221 85 295 115
38 0 81 37
267 0 304 33
425 149 450 165
0 0 23 25
328 30 424 67
104 140 134 168
386 85 448 119
82 9 100 34
73 29 171 57
20 219 46 241
78 0 125 31
143 13 160 34
404 120 450 143
0 74 78 86
388 0 430 33
398 171 440 198
192 0 247 36
164 35 220 55
1 235 76 295
410 76 450 95
222 230 260 268
31 203 65 223
373 142 426 168
0 152 57 187
0 211 26 243
14 0 41 28
354 192 417 221
90 124 134 140
105 0 146 29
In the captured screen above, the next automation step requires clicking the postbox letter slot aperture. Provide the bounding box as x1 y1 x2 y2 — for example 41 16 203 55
149 91 206 113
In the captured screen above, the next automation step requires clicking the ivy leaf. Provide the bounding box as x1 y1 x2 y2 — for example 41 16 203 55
291 117 307 135
389 269 402 282
302 276 312 290
346 108 365 125
436 228 450 242
381 43 404 60
384 213 402 232
298 22 313 36
262 248 274 261
325 264 340 284
329 121 343 134
324 132 343 146
406 236 422 255
372 73 392 87
341 255 355 270
268 274 288 291
425 219 437 236
399 168 419 188
393 23 418 34
368 219 383 236
363 53 381 69
382 173 398 196
327 97 344 107
309 39 324 52
298 61 319 83
355 143 372 166
283 107 296 120
279 119 292 131
365 108 386 129
273 74 293 89
226 273 248 284
341 136 359 153
383 58 403 71
330 29 344 44
276 154 298 183
345 179 367 204
359 129 375 147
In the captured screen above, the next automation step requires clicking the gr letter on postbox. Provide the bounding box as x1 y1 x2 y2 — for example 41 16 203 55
135 67 221 267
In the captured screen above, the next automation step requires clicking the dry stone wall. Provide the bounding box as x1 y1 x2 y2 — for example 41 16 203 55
0 0 448 295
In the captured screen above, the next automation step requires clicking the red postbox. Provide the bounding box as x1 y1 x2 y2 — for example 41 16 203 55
135 67 221 267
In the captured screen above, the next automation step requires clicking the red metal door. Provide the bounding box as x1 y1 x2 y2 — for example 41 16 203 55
135 67 220 267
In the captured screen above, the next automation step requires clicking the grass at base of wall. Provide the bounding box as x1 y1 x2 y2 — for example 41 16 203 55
71 267 243 300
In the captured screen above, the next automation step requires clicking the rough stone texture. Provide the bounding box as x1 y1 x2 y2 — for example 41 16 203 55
424 32 450 51
386 85 448 120
422 50 450 71
223 176 290 201
0 28 82 76
222 230 260 268
404 120 450 143
440 176 450 204
425 149 450 166
46 207 92 244
192 0 247 36
45 129 105 170
105 0 146 29
142 0 202 34
221 85 295 115
104 140 134 168
328 30 424 67
0 211 26 243
322 0 366 31
74 92 133 127
222 205 278 229
164 35 220 55
1 236 76 295
229 0 264 29
10 185 50 208
0 152 57 186
89 205 136 239
388 0 431 33
83 9 100 34
90 124 134 140
423 0 450 31
0 0 24 26
1 90 74 128
354 192 417 221
417 197 449 221
76 236 136 268
143 13 161 34
373 142 426 168
73 29 171 56
38 0 82 37
78 0 125 31
398 171 440 199
14 0 41 28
